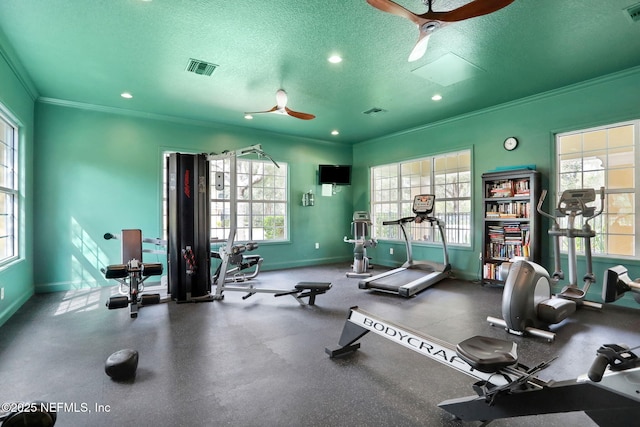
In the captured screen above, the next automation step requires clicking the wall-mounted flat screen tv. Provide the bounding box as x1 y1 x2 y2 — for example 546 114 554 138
318 164 351 185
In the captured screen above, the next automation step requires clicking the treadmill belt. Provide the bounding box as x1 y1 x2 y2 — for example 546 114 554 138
368 269 431 291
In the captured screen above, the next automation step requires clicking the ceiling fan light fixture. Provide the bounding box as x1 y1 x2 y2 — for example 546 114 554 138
408 34 430 62
422 21 440 33
367 0 516 62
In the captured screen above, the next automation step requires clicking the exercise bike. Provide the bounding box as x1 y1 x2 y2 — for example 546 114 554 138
344 211 377 278
326 306 640 426
487 187 604 341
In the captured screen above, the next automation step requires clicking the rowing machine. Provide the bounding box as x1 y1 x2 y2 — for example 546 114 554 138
326 307 640 426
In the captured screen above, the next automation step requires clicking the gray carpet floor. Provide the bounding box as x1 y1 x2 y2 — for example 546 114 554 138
1 264 639 426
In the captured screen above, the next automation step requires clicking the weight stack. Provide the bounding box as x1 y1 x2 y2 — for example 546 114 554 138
166 153 211 301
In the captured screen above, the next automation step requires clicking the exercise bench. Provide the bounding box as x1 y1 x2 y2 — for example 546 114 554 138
274 282 333 305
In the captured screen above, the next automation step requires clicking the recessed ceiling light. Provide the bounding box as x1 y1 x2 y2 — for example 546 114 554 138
244 114 253 120
328 55 342 64
331 130 339 136
121 92 133 99
431 94 442 101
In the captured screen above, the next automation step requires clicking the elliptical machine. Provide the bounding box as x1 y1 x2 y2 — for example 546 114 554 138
540 187 605 307
487 187 605 342
344 211 377 278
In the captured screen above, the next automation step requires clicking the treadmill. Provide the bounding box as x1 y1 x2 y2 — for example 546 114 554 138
359 194 451 297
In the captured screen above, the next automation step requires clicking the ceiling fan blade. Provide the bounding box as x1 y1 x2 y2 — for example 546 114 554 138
420 0 516 22
366 0 422 25
284 107 316 120
246 89 314 120
408 32 431 62
244 106 278 115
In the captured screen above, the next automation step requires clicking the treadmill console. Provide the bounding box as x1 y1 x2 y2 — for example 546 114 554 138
413 194 435 215
352 211 371 221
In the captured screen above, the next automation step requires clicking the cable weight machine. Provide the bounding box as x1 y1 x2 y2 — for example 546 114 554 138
103 145 331 311
208 145 331 304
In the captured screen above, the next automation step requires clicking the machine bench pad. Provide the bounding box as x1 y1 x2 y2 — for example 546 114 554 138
456 336 518 373
273 282 332 305
104 265 128 279
295 282 332 291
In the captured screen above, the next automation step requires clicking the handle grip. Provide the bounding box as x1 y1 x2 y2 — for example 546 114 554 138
383 216 416 226
587 354 609 382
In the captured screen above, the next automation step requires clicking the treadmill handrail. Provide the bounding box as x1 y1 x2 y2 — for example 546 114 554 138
383 216 416 226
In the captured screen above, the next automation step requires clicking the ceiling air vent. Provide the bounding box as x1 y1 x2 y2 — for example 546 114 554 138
185 59 218 76
625 3 640 22
363 107 386 115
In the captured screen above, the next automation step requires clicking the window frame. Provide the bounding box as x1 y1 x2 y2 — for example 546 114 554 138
161 151 289 243
209 157 289 242
0 107 19 266
555 119 639 258
369 149 472 247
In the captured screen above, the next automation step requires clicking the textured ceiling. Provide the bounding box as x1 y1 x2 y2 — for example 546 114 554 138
1 0 640 144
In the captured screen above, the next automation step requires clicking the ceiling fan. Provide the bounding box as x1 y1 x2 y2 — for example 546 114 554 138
245 89 316 120
366 0 516 62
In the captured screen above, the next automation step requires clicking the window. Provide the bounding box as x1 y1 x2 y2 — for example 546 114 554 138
162 153 288 242
209 158 288 241
0 109 18 264
370 150 471 246
556 120 638 257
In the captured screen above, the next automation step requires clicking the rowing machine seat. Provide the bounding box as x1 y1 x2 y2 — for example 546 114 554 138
456 336 518 373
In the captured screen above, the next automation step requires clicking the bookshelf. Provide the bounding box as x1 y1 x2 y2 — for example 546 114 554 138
481 169 540 285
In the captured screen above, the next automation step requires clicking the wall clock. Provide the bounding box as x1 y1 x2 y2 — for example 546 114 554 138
503 137 518 151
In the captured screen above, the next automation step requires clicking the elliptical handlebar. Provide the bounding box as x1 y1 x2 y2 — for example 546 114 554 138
585 186 606 225
536 189 556 222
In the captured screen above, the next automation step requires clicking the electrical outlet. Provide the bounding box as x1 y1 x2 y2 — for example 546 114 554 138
390 248 394 255
315 242 319 249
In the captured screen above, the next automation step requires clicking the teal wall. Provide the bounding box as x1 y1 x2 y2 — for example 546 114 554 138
2 39 640 325
0 41 35 326
353 67 640 307
33 103 353 292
